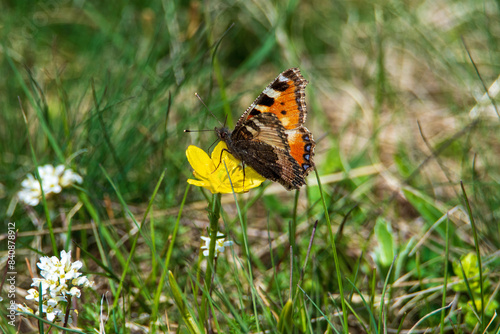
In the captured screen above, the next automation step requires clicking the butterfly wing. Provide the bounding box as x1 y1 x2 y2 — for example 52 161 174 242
236 68 315 177
230 113 306 190
237 68 308 129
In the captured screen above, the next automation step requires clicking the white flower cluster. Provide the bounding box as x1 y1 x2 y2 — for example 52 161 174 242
201 231 233 257
18 164 83 206
17 250 93 323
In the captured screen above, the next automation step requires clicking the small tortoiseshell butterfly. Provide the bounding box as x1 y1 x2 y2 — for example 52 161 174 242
216 68 315 190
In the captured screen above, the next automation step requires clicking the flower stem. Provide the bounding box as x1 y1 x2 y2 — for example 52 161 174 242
63 295 72 327
200 193 221 326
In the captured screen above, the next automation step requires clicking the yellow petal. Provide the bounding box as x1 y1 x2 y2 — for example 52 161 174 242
186 142 265 194
211 142 239 170
186 145 214 178
187 178 210 188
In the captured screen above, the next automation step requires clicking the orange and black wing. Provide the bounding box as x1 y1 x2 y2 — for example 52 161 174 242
236 68 315 176
231 113 306 190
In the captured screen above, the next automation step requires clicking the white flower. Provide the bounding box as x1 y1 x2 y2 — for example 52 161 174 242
22 250 93 323
60 250 72 266
68 287 81 297
43 298 64 322
17 164 83 206
25 288 40 301
39 165 62 194
73 275 93 287
201 231 234 257
31 278 51 297
37 255 57 273
16 303 34 314
59 168 83 187
18 174 42 206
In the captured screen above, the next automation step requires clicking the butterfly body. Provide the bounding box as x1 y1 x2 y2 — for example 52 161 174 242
216 68 315 190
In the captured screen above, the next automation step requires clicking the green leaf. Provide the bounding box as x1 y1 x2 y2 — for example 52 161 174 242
277 299 293 333
402 188 443 226
168 271 202 334
374 217 394 268
452 253 488 294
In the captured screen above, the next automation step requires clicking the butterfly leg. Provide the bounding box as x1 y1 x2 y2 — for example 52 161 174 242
241 160 246 189
212 148 232 174
213 148 246 189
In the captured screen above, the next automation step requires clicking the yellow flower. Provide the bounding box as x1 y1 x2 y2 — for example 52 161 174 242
186 142 265 193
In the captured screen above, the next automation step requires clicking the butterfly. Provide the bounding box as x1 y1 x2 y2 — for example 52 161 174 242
215 68 315 190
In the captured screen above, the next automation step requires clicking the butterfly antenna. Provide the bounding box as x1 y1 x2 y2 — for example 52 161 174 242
195 92 224 127
184 129 213 133
223 114 228 127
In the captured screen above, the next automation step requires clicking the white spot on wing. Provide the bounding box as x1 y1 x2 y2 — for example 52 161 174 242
281 118 290 128
263 87 280 99
244 126 258 136
254 104 268 112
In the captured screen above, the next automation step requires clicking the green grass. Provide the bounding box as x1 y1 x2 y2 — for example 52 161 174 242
1 0 500 333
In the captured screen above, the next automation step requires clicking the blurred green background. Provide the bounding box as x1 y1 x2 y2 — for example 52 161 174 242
2 0 500 332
